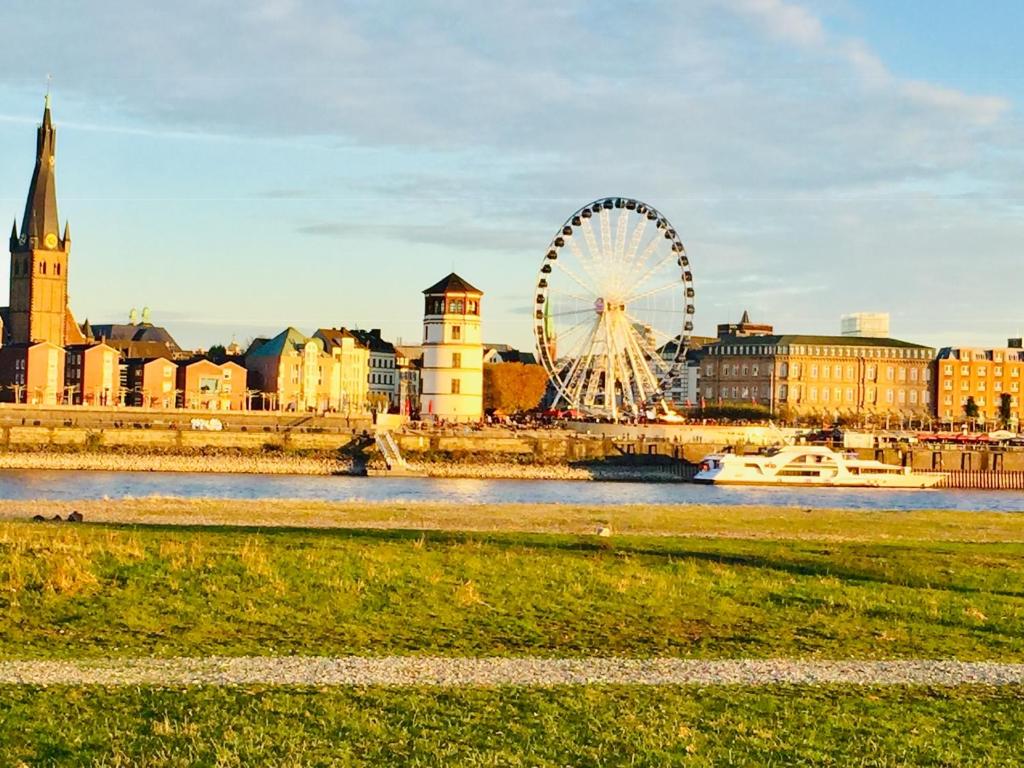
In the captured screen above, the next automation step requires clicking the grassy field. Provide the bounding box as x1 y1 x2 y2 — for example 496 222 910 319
1 685 1022 766
3 502 1023 764
2 513 1024 660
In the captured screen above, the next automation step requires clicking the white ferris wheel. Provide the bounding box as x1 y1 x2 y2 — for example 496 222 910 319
533 197 695 419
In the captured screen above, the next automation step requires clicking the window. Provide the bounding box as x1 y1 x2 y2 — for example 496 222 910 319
910 368 918 382
886 389 894 404
449 299 464 313
886 367 894 381
979 381 986 391
55 263 61 276
943 380 952 390
451 378 461 394
779 384 788 400
791 362 801 377
944 364 953 375
705 364 714 376
846 365 854 379
821 365 829 379
40 262 46 275
451 325 462 341
779 362 788 377
995 367 1003 377
979 366 987 377
845 388 853 402
809 387 817 402
452 352 461 368
995 381 1003 392
741 365 748 376
822 388 829 402
910 391 918 405
810 364 818 378
732 364 739 376
867 364 876 380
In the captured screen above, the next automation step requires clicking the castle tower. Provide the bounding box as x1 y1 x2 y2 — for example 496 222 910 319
8 94 70 346
421 273 483 421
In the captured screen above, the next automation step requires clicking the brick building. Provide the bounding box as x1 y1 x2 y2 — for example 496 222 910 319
64 342 120 405
934 342 1023 426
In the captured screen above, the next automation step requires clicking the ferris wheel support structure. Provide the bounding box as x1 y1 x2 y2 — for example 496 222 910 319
533 197 695 419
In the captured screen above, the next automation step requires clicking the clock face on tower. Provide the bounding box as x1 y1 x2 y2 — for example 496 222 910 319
44 233 58 249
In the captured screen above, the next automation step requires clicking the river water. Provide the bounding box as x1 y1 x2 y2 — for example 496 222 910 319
0 470 1022 511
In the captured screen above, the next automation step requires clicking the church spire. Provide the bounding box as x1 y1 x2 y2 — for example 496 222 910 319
17 94 60 252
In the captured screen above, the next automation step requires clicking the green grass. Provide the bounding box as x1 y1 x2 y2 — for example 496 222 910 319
3 520 1024 660
1 685 1022 766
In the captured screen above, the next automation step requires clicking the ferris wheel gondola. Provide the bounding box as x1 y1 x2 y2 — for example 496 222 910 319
533 197 694 419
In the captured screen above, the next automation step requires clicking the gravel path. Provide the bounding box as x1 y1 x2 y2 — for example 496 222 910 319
2 657 1024 687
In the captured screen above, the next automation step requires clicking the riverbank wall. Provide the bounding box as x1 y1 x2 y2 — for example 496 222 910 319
1 423 1024 486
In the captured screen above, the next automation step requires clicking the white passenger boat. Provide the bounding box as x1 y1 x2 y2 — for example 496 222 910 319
693 445 944 488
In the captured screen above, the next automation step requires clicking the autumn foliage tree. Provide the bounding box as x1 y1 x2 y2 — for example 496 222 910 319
483 363 549 414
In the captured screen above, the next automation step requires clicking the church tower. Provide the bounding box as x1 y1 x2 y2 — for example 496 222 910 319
421 273 483 421
8 94 70 346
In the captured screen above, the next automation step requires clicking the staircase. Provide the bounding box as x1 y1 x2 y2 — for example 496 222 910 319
375 430 407 470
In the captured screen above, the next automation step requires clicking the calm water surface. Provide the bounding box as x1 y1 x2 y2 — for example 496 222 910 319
0 469 1022 511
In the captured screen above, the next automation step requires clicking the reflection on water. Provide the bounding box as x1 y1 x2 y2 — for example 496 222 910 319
0 469 1022 511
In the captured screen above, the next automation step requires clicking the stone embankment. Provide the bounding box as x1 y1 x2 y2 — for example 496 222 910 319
0 450 684 481
0 451 356 476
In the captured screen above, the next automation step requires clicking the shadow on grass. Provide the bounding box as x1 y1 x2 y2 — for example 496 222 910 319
46 519 1024 601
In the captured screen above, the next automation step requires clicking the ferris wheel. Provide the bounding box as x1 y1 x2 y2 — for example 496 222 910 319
533 197 695 419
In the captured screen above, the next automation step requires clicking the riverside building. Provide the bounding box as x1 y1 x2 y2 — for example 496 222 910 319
934 342 1024 426
701 315 934 421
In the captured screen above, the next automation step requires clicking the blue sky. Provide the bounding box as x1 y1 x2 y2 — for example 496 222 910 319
0 0 1021 351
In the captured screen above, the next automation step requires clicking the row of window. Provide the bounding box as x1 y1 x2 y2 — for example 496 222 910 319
706 385 932 406
942 364 1021 377
706 362 931 382
943 395 1018 407
425 298 480 315
709 345 931 359
12 259 61 276
944 380 1020 392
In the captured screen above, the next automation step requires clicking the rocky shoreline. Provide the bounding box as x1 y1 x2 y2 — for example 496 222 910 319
0 450 684 482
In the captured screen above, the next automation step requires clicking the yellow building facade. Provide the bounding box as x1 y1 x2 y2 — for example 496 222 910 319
701 335 935 421
935 345 1023 426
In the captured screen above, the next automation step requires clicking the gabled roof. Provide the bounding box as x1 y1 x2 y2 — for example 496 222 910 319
314 327 366 352
247 327 323 358
88 323 181 351
349 328 395 354
422 272 482 296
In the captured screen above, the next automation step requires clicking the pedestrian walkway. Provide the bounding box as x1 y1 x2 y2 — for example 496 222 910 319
3 657 1023 687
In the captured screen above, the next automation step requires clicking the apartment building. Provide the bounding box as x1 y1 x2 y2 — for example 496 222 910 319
934 342 1023 425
